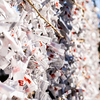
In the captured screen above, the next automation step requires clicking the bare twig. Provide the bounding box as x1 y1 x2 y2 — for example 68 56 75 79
74 2 85 11
26 0 64 38
76 80 82 87
84 17 93 30
74 2 93 31
72 39 85 43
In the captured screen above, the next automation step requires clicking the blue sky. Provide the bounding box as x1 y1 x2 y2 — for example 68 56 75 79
95 0 100 27
95 0 100 20
96 0 100 10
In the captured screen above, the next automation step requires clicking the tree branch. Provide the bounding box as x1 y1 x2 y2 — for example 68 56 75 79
26 0 64 38
74 2 85 11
